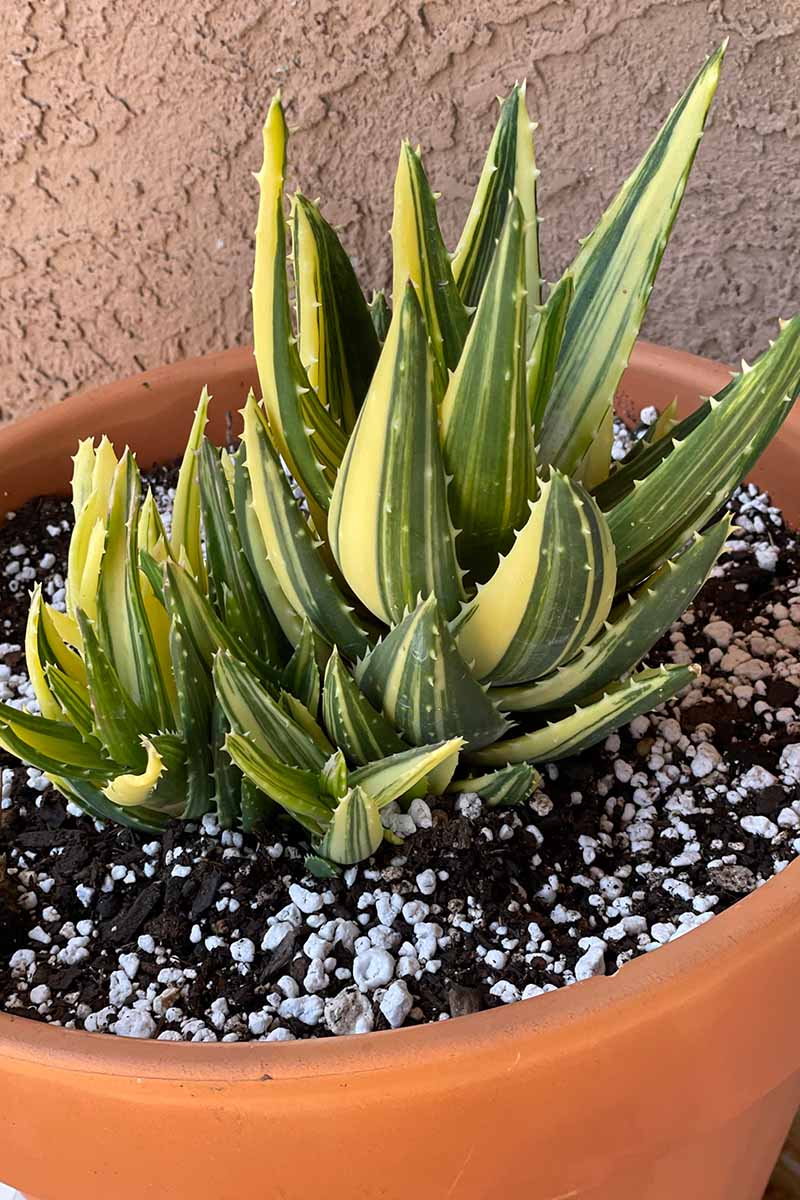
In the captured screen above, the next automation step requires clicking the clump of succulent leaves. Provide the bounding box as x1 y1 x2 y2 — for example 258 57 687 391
2 45 799 870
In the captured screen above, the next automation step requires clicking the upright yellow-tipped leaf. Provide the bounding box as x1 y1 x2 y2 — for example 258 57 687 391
538 45 725 476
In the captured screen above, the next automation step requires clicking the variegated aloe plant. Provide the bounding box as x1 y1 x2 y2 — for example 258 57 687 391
2 44 799 868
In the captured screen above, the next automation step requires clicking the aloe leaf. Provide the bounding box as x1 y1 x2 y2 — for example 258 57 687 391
391 141 468 378
645 397 680 446
163 558 282 692
369 291 391 342
70 438 97 522
102 737 165 808
322 648 407 766
594 397 714 511
211 700 241 829
282 618 321 715
25 586 78 721
320 749 349 802
528 273 574 440
441 199 535 568
76 610 148 768
457 472 616 686
145 733 190 817
350 738 463 808
279 691 334 755
230 440 303 652
252 95 342 518
214 651 325 771
575 404 615 492
49 774 169 833
538 44 725 476
448 763 538 807
197 438 284 665
469 664 697 766
240 776 274 834
170 388 209 584
292 193 380 433
139 550 167 605
66 436 117 622
94 452 173 729
44 665 94 738
224 732 330 833
451 82 540 311
0 701 112 781
329 284 464 624
241 390 373 660
357 595 511 753
608 315 800 590
495 515 731 711
138 488 170 561
169 608 214 817
318 785 383 865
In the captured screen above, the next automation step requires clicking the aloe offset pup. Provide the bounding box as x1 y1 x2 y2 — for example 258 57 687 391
1 44 799 868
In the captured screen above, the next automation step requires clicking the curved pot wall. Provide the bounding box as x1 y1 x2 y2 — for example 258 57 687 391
0 342 799 1200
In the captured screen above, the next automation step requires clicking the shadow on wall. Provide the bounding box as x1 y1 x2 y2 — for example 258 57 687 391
2 0 798 421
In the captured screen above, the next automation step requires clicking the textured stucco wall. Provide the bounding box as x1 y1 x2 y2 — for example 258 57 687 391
1 0 798 422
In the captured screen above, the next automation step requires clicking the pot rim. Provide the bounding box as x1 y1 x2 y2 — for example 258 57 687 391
1 339 798 1085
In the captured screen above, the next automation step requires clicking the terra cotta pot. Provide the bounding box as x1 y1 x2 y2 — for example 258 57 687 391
1 341 799 1200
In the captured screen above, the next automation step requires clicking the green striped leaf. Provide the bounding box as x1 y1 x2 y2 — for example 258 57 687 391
170 387 209 584
224 732 330 834
96 452 173 730
44 664 94 738
356 595 510 753
282 618 321 715
169 610 214 817
575 405 614 492
528 273 574 440
538 44 725 477
608 315 800 590
138 488 169 560
322 648 407 766
469 664 697 766
495 516 731 712
197 438 284 666
451 81 540 312
594 397 714 511
77 610 147 768
25 586 84 721
49 775 169 833
211 700 242 829
292 193 380 433
240 777 274 834
456 472 616 686
448 763 538 807
318 785 383 865
320 750 348 802
143 733 189 817
0 701 112 781
391 141 468 378
252 96 343 519
279 691 334 756
213 651 325 771
369 291 391 342
329 283 463 624
441 199 535 569
230 439 303 652
242 392 373 660
350 738 463 808
163 558 282 692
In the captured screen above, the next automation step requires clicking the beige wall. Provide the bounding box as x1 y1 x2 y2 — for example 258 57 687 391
1 0 798 422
